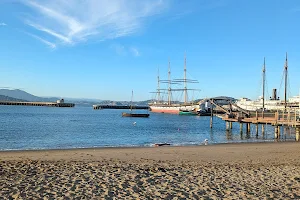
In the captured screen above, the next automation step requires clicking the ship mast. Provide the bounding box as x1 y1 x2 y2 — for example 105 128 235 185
184 53 187 104
157 68 160 104
168 60 171 105
172 54 199 104
130 90 133 112
284 52 288 112
262 57 266 115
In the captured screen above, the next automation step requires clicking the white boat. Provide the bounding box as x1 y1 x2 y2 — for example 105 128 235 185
235 54 300 112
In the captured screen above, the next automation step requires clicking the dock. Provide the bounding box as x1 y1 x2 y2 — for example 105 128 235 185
219 109 300 141
0 99 75 107
93 105 149 110
204 98 300 141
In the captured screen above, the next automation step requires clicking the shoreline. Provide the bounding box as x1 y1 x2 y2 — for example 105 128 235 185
0 139 297 152
1 141 300 162
2 142 300 198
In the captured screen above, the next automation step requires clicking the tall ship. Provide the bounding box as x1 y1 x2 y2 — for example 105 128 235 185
235 53 300 112
149 55 200 114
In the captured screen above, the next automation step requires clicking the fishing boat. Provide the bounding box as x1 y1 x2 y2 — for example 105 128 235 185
149 54 200 114
122 90 150 118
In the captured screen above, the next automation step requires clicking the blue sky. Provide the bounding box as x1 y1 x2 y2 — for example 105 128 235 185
0 0 300 101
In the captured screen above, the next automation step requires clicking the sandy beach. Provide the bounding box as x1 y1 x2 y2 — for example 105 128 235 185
1 142 300 199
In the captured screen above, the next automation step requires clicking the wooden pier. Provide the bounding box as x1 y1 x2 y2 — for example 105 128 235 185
0 101 75 107
218 109 300 141
93 105 149 110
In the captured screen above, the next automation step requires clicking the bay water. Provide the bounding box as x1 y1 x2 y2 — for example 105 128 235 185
0 106 295 150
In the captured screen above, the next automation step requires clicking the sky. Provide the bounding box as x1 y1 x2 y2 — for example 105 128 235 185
0 0 300 101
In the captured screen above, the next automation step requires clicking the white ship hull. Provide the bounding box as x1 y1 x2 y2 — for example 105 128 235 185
149 104 199 114
236 97 300 111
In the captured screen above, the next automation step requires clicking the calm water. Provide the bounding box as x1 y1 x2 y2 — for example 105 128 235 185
0 106 296 150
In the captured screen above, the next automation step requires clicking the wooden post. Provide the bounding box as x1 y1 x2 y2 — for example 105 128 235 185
226 122 229 130
247 123 250 133
262 124 265 135
288 109 290 124
256 124 259 136
229 122 232 129
296 127 300 142
275 126 279 139
256 111 258 120
210 106 213 128
240 123 243 133
295 110 297 126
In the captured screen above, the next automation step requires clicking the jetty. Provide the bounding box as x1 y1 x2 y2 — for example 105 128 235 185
0 99 74 107
219 109 300 140
93 105 149 110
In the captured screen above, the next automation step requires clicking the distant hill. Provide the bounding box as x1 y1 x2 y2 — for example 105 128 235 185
0 95 27 102
0 89 58 102
0 89 236 106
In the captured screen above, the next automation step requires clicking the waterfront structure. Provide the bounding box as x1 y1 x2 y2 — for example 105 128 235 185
0 99 74 107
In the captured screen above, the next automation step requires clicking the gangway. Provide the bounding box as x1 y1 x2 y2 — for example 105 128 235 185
230 102 250 117
209 99 231 115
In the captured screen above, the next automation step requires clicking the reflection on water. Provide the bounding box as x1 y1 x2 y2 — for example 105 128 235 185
0 106 297 150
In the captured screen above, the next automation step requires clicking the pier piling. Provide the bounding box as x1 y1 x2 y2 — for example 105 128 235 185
225 122 229 130
246 123 251 133
210 106 213 128
262 124 265 135
256 124 259 136
240 123 243 133
275 126 280 139
296 127 300 142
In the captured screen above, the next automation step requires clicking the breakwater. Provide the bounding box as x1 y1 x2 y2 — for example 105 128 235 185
0 101 75 107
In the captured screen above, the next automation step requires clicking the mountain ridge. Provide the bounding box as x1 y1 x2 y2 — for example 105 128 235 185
0 89 236 106
0 95 28 102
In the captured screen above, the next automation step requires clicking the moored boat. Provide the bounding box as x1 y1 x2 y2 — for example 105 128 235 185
235 54 299 112
122 90 150 118
122 113 150 118
179 110 198 115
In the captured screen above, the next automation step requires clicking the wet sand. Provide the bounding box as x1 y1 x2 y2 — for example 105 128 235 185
1 142 300 199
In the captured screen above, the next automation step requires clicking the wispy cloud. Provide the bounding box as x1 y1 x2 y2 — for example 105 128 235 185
167 0 229 21
110 44 140 57
110 44 126 56
24 31 56 49
130 47 140 57
20 0 168 48
0 22 7 26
